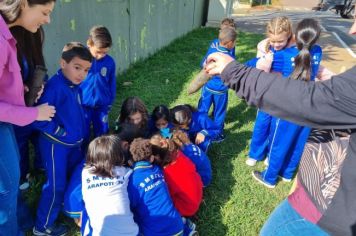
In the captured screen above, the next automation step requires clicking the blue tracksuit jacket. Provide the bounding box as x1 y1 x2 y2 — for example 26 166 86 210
198 43 235 133
80 54 116 137
185 111 220 153
33 69 86 145
181 143 212 187
32 70 86 230
127 161 183 236
249 45 322 184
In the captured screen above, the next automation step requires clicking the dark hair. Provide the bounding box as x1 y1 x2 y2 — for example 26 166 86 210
150 134 177 168
152 105 170 123
170 104 195 127
129 138 153 163
88 25 112 49
0 0 56 24
61 42 93 63
290 18 321 81
117 123 145 143
119 96 149 128
10 26 45 78
86 135 126 178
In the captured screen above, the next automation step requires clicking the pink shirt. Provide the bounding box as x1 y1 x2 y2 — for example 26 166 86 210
0 15 38 126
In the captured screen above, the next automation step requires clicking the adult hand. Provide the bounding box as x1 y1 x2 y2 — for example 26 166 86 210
204 52 234 75
36 103 56 121
195 132 206 145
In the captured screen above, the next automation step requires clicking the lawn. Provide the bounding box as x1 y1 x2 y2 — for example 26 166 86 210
26 27 292 236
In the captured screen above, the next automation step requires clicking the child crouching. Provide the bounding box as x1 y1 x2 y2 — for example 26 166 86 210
128 138 183 236
82 135 138 236
150 134 203 235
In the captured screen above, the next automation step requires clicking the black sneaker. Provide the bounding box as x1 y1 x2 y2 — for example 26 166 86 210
212 133 225 143
33 225 68 236
252 171 276 189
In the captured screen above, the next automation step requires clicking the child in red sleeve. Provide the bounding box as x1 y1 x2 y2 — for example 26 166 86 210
150 133 202 234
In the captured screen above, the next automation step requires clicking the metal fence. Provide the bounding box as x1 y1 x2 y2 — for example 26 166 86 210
43 0 205 74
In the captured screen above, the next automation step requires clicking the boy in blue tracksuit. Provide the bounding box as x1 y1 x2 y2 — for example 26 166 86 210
206 17 236 59
127 139 183 236
198 26 236 142
32 42 93 236
80 26 116 138
252 45 323 188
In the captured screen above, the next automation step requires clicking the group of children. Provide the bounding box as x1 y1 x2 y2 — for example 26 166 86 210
20 22 218 234
14 14 334 236
245 16 333 189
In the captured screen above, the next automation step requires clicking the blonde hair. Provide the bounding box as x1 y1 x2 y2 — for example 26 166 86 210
265 16 293 52
0 0 23 23
220 17 235 29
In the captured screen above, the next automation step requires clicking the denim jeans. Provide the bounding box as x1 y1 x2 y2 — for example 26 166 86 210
260 199 329 236
0 123 21 236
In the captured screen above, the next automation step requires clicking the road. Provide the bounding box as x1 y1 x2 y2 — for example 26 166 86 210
233 9 355 73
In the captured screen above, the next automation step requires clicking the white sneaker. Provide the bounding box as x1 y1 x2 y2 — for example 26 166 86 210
245 158 257 167
279 176 292 182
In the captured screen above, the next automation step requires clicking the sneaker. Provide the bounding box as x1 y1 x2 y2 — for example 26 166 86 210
33 225 68 236
263 158 269 166
188 230 199 236
212 133 225 143
279 176 292 182
182 217 196 231
245 158 257 167
252 171 276 189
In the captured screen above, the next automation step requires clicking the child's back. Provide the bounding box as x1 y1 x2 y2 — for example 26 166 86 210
82 166 138 235
163 150 203 217
128 161 183 236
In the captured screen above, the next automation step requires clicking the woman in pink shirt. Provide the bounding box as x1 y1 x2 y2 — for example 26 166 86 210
0 1 56 235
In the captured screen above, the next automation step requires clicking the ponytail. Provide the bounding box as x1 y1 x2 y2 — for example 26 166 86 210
290 18 321 81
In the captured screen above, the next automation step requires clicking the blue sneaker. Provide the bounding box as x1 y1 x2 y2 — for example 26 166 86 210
183 217 198 236
212 133 225 143
33 225 68 236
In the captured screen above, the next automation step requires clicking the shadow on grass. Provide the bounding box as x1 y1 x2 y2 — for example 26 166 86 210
25 28 266 235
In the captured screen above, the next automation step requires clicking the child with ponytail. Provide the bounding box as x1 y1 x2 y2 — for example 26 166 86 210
252 18 324 188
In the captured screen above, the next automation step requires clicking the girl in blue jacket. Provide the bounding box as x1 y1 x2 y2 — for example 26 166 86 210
170 104 220 153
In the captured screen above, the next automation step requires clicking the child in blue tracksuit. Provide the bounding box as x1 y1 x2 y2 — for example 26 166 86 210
32 42 93 235
206 17 236 58
80 26 116 138
251 19 323 188
127 138 183 236
148 105 173 138
172 130 212 187
170 104 220 153
245 16 294 167
198 26 237 141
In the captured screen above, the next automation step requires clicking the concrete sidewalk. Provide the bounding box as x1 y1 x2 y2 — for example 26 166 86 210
231 6 355 73
318 31 355 73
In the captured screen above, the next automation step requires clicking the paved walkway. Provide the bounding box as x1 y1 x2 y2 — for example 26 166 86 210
231 7 355 73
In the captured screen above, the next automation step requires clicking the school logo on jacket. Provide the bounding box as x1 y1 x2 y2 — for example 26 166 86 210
101 67 107 77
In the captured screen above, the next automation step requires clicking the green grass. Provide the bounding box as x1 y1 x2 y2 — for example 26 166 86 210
26 27 291 235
